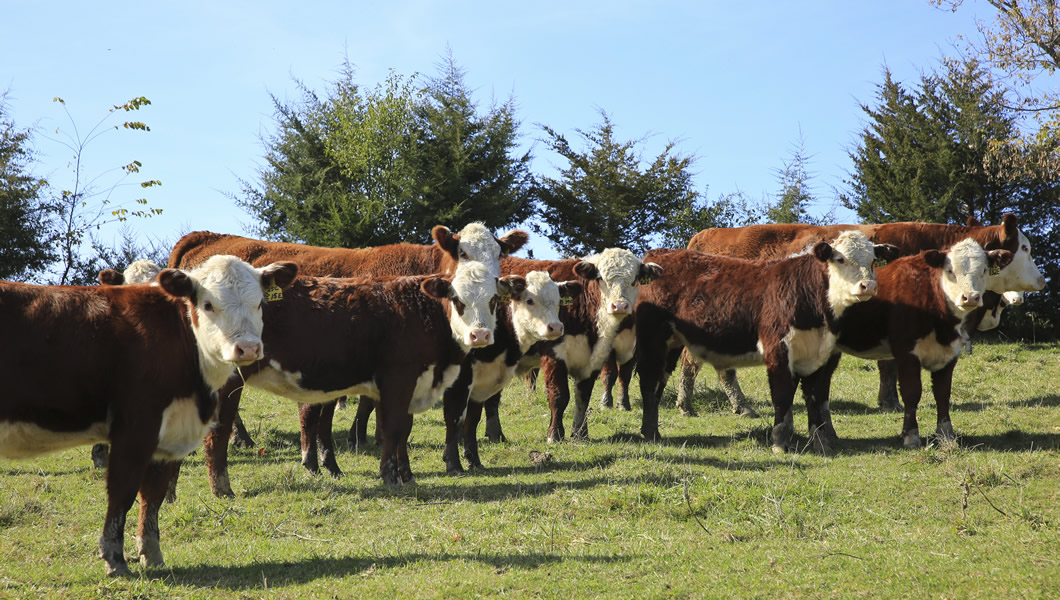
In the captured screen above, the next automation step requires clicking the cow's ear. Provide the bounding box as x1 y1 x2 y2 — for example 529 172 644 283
812 242 833 262
432 225 460 260
260 261 298 290
967 216 982 227
421 277 452 300
987 249 1014 271
497 230 529 256
158 269 195 299
558 280 583 300
638 262 663 284
573 260 599 280
500 275 527 300
923 249 947 269
98 269 124 286
1000 213 1018 243
874 244 900 263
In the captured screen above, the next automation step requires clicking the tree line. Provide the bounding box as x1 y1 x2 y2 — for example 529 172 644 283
2 3 1058 336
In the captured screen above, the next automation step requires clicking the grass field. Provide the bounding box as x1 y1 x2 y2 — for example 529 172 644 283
1 340 1057 599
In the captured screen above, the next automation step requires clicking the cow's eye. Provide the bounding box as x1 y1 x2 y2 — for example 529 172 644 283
526 298 535 306
836 257 845 264
203 301 214 312
1022 245 1029 252
459 250 470 259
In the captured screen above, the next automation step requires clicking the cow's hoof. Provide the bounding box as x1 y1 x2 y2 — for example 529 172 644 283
677 402 696 417
324 466 343 478
570 429 589 441
380 463 402 487
641 429 662 442
546 427 564 443
937 421 956 441
484 419 507 443
736 405 759 419
136 537 164 568
903 431 922 449
618 401 631 412
445 461 464 476
599 397 613 409
810 430 833 455
771 444 787 455
105 561 133 578
879 402 903 413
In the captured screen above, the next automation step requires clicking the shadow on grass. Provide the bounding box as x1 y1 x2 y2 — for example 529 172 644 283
157 551 627 589
1006 394 1060 409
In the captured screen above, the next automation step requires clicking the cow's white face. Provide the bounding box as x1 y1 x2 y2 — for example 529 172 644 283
820 231 879 314
453 223 503 274
988 231 1046 293
123 259 162 284
509 271 574 347
445 261 504 349
939 239 990 314
578 248 661 320
161 255 297 389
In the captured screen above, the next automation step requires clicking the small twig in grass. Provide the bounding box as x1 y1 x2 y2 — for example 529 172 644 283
275 526 335 543
822 552 865 560
683 481 710 535
973 481 1008 517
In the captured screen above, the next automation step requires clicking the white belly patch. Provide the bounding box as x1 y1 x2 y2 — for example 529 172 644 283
611 328 636 364
154 396 212 461
408 364 462 414
552 334 593 378
248 360 380 404
912 330 962 371
0 420 109 459
784 327 837 376
469 355 516 402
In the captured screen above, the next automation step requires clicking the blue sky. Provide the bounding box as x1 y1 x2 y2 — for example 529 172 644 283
3 1 989 260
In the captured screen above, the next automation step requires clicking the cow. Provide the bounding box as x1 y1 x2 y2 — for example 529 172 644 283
499 249 662 442
634 231 891 450
673 214 1046 416
438 271 583 474
169 223 528 452
809 239 1014 448
201 260 511 496
0 256 297 576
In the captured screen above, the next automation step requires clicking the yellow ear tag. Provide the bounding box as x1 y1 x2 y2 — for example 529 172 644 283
559 296 573 307
989 264 1001 276
639 276 653 285
499 291 511 303
873 258 888 268
265 283 284 302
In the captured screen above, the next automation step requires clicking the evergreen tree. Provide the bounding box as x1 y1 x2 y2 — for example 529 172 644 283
0 96 53 281
535 110 699 256
765 135 829 224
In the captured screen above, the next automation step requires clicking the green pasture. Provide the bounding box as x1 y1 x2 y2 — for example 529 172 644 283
1 340 1057 599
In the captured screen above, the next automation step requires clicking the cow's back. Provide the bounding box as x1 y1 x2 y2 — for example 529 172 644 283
169 231 441 277
687 223 863 259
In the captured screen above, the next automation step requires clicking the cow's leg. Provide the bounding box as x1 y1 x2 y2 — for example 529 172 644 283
91 443 109 469
800 352 842 453
204 379 242 498
895 355 924 448
100 423 158 576
376 380 417 487
442 380 471 475
463 397 488 469
719 369 757 418
599 353 617 409
931 359 959 441
135 459 180 568
570 375 598 440
230 410 254 448
616 355 636 411
396 413 416 485
541 356 570 442
765 343 798 453
675 349 701 416
298 403 321 474
877 360 903 412
349 395 376 450
483 393 506 443
316 400 342 477
164 458 180 504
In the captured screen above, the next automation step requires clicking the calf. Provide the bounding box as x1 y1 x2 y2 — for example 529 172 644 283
440 271 583 473
203 261 510 496
635 232 888 450
812 239 1013 448
501 249 662 442
0 256 296 576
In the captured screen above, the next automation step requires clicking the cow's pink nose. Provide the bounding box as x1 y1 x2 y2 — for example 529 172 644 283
609 300 631 314
469 328 492 347
858 280 878 295
546 322 564 338
960 292 981 307
234 342 261 361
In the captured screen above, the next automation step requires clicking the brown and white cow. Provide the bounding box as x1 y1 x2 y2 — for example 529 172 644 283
0 256 297 576
439 271 582 473
500 249 662 442
170 223 528 452
810 239 1013 448
675 214 1046 415
635 232 890 450
201 261 510 496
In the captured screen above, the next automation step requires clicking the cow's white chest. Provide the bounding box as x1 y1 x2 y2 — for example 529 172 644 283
248 360 380 404
783 327 837 376
469 355 516 402
408 364 462 414
611 327 636 364
552 334 594 379
0 421 109 459
911 330 963 372
154 396 212 461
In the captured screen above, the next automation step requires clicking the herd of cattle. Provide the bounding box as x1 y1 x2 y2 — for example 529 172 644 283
0 216 1047 576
